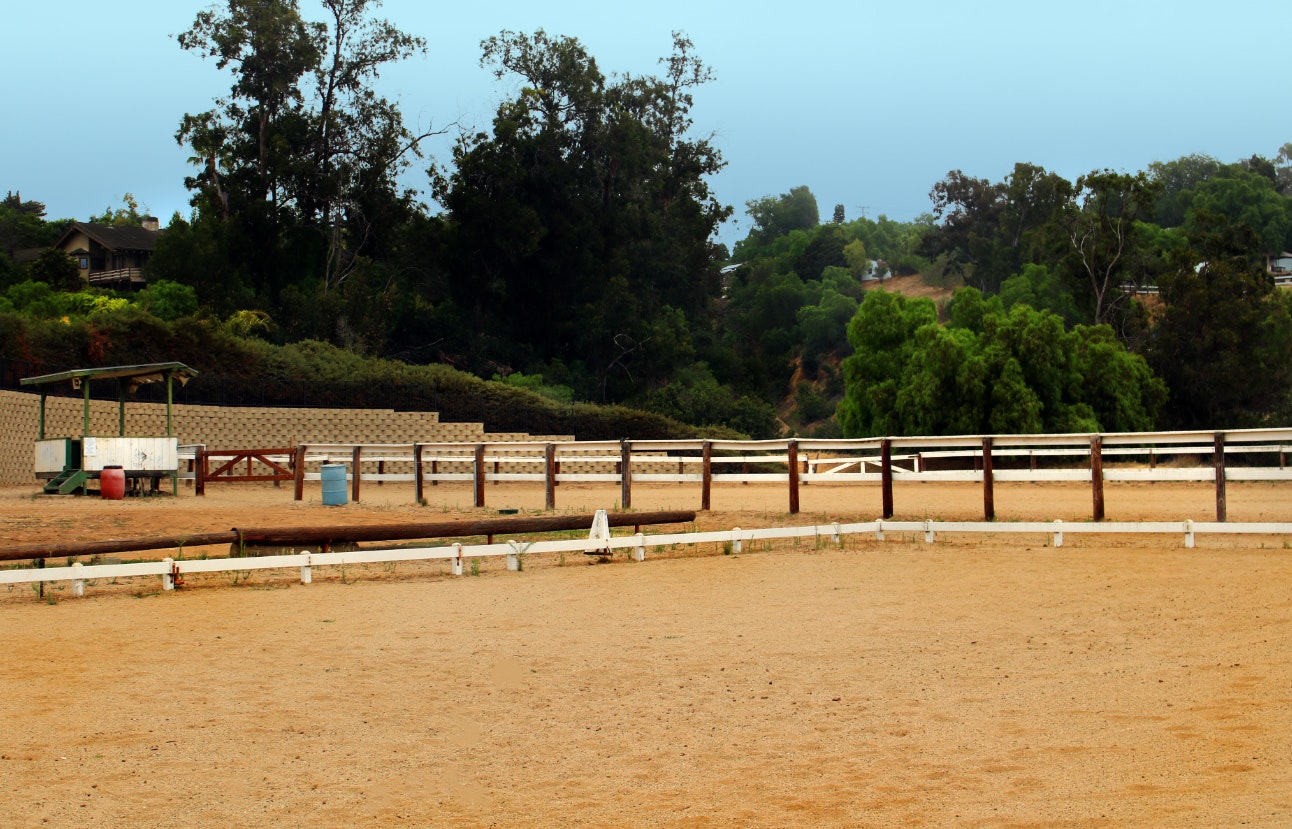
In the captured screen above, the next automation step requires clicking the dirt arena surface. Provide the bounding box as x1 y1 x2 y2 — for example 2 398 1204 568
1 480 1290 827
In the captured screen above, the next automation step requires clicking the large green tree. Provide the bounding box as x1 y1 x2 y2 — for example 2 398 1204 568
1055 170 1160 327
919 163 1070 295
1149 211 1292 428
174 0 431 336
434 30 729 400
838 288 1165 437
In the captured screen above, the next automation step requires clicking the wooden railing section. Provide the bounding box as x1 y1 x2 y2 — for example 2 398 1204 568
176 427 1292 523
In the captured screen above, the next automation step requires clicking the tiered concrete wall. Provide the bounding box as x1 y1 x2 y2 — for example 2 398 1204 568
0 389 568 486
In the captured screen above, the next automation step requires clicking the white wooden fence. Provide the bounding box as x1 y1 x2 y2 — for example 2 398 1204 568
4 512 1290 599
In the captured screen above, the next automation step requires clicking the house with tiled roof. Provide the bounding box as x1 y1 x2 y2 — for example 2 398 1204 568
52 217 160 288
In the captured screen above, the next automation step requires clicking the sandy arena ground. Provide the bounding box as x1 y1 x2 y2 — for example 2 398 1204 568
0 479 1290 827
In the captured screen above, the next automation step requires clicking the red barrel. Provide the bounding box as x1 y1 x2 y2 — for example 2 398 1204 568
100 466 125 500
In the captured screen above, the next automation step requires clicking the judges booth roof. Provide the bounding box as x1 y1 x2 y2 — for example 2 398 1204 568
20 362 198 389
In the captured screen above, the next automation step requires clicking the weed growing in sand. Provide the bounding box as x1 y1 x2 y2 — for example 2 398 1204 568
470 558 481 577
722 541 733 556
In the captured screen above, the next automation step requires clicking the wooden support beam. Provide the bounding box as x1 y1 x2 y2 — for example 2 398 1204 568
982 436 995 521
787 439 800 515
1091 435 1105 522
195 447 206 497
414 443 424 504
293 445 307 501
1214 432 1227 522
545 443 556 510
351 445 362 503
880 438 894 519
620 440 632 509
474 444 486 508
701 441 712 511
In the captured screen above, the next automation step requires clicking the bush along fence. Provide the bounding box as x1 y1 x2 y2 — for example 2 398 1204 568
181 427 1292 522
4 511 1291 601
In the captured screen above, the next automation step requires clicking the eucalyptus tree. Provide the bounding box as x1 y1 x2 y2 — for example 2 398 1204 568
175 0 433 321
435 30 729 400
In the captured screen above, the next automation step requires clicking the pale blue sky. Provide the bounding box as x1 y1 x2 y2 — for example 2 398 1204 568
2 1 1288 247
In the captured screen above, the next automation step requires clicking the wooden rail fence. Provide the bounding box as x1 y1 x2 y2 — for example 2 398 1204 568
177 427 1292 522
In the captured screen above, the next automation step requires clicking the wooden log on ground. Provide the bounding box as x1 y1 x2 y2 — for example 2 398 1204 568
0 510 697 563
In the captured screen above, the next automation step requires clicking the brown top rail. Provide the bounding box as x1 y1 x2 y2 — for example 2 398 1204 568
0 510 696 563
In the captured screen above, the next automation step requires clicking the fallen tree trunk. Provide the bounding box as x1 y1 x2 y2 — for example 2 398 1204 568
0 510 696 563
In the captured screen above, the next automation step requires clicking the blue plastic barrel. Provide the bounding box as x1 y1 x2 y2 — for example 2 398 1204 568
320 463 348 506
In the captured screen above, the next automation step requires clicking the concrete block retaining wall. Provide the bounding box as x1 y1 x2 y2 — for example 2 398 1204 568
0 389 577 486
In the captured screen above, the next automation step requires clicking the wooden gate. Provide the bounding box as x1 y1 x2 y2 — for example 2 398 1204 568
194 448 295 495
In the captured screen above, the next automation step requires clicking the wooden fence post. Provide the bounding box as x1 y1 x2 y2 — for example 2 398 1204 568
195 446 206 497
293 444 307 501
351 445 362 503
880 439 894 519
414 443 424 504
982 436 995 521
620 440 632 509
1214 432 1227 522
787 440 800 514
701 441 712 511
474 444 486 508
545 443 556 510
1091 435 1105 522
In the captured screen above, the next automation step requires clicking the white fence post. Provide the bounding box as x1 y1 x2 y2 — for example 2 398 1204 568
731 527 742 554
1053 520 1064 548
162 558 175 591
586 509 611 556
452 543 464 576
71 562 85 597
301 553 312 584
875 519 885 541
831 522 842 546
924 519 934 543
1185 519 1195 549
506 541 526 572
632 533 645 562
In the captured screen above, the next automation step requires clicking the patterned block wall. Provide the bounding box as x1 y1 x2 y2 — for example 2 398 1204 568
0 389 575 486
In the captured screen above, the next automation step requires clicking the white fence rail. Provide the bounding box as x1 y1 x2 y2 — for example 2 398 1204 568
5 513 1290 599
174 427 1292 520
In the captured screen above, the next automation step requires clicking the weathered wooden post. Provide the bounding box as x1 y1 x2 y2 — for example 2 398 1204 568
701 441 713 511
195 446 206 497
474 444 486 508
880 438 894 519
545 443 557 510
1214 432 1227 522
293 444 307 501
982 436 995 521
414 443 424 504
351 445 362 503
787 439 800 515
620 440 632 509
1091 435 1105 521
